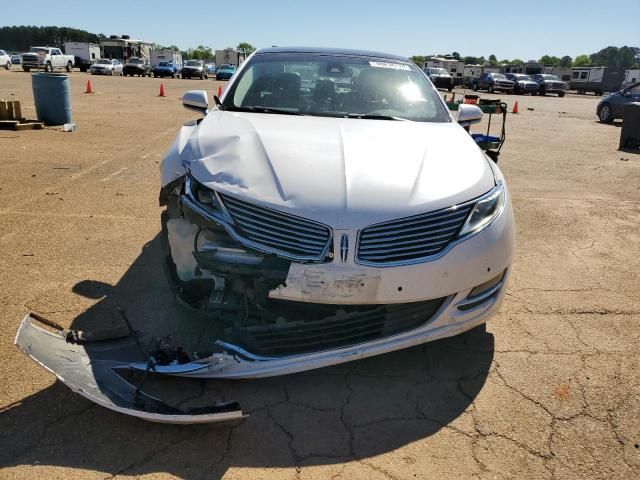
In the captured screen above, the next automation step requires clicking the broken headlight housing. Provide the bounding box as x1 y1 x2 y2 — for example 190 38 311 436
458 183 505 237
185 175 229 219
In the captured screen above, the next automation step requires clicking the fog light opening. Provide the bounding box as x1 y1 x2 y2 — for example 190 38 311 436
457 270 506 311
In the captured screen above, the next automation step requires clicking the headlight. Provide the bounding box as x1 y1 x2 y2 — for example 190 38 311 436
457 183 505 237
185 175 229 220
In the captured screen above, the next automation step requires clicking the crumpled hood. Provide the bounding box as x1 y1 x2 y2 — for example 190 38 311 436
184 110 495 228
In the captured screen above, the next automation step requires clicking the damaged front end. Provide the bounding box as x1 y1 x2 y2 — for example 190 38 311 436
159 175 445 357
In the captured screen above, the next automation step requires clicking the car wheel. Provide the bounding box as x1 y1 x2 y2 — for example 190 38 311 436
539 88 546 96
23 67 30 72
488 84 494 93
5 62 10 70
44 62 53 73
66 62 72 72
472 83 478 91
597 103 613 123
558 92 565 98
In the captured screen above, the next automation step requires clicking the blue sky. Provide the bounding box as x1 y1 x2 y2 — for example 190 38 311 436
3 0 639 60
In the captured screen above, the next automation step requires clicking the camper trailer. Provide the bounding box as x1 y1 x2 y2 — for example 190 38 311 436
100 35 153 63
544 66 572 83
424 57 465 85
570 67 625 95
462 65 499 87
150 49 183 69
623 69 640 87
64 42 100 72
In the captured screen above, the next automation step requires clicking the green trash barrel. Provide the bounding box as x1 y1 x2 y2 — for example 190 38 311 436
31 73 72 125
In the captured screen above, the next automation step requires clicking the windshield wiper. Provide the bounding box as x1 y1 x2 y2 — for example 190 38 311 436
342 113 410 121
223 106 306 116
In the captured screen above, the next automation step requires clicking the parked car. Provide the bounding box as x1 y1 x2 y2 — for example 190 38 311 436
215 64 236 80
153 61 179 78
530 74 567 97
11 54 21 65
21 46 74 72
424 67 453 91
123 57 151 77
206 63 217 75
472 72 514 93
0 49 10 69
181 60 207 79
90 58 123 75
505 73 540 95
596 82 640 123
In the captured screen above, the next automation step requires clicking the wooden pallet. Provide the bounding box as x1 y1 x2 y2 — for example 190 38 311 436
0 119 44 130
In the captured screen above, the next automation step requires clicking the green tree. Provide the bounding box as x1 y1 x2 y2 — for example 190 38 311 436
539 55 561 66
573 54 591 67
488 54 497 66
410 55 426 67
509 58 524 65
559 55 573 67
451 51 461 60
237 42 256 57
188 45 214 61
463 55 480 65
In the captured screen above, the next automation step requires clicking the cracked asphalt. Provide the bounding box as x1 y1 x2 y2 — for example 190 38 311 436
1 70 639 479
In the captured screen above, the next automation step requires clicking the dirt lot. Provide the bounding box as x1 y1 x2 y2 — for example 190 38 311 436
0 70 639 480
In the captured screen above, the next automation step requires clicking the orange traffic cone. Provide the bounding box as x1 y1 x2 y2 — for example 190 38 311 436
159 83 165 97
512 101 519 114
217 86 222 97
85 79 92 94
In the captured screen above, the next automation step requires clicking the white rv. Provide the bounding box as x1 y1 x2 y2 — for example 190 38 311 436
150 49 183 68
424 57 465 85
64 42 101 72
462 65 499 87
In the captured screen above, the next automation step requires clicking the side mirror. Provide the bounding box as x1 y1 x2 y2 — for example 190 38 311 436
457 104 483 127
182 90 209 115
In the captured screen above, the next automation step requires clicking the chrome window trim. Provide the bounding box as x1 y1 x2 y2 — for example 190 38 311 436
355 183 503 267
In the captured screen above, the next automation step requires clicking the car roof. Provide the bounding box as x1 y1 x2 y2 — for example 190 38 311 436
256 46 409 62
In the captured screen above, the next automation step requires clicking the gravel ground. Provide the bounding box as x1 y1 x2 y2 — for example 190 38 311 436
0 70 638 480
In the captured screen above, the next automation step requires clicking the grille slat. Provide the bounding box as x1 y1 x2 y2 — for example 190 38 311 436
220 193 331 260
223 196 328 233
223 209 328 244
357 204 472 265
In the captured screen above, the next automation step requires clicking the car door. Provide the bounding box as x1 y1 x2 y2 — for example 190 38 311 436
51 49 64 67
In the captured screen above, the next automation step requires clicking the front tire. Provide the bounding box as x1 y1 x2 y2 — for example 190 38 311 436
488 84 494 93
597 103 613 123
23 66 31 72
472 83 478 91
45 62 53 73
5 62 10 70
66 62 72 73
558 92 565 98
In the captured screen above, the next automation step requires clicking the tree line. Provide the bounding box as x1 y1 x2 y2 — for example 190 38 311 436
0 25 104 52
411 46 640 69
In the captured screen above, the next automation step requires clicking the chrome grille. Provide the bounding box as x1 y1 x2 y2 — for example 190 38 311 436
220 194 332 261
357 204 473 265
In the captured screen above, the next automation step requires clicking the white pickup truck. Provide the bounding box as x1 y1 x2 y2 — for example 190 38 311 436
21 46 74 72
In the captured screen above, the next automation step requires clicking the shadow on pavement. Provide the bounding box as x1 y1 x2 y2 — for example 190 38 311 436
1 234 494 478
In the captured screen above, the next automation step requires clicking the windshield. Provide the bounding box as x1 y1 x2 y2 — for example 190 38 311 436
29 47 48 54
515 74 532 80
542 74 560 80
185 60 201 66
97 59 111 64
127 58 143 64
492 73 507 79
158 62 170 66
222 53 450 122
430 68 448 75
